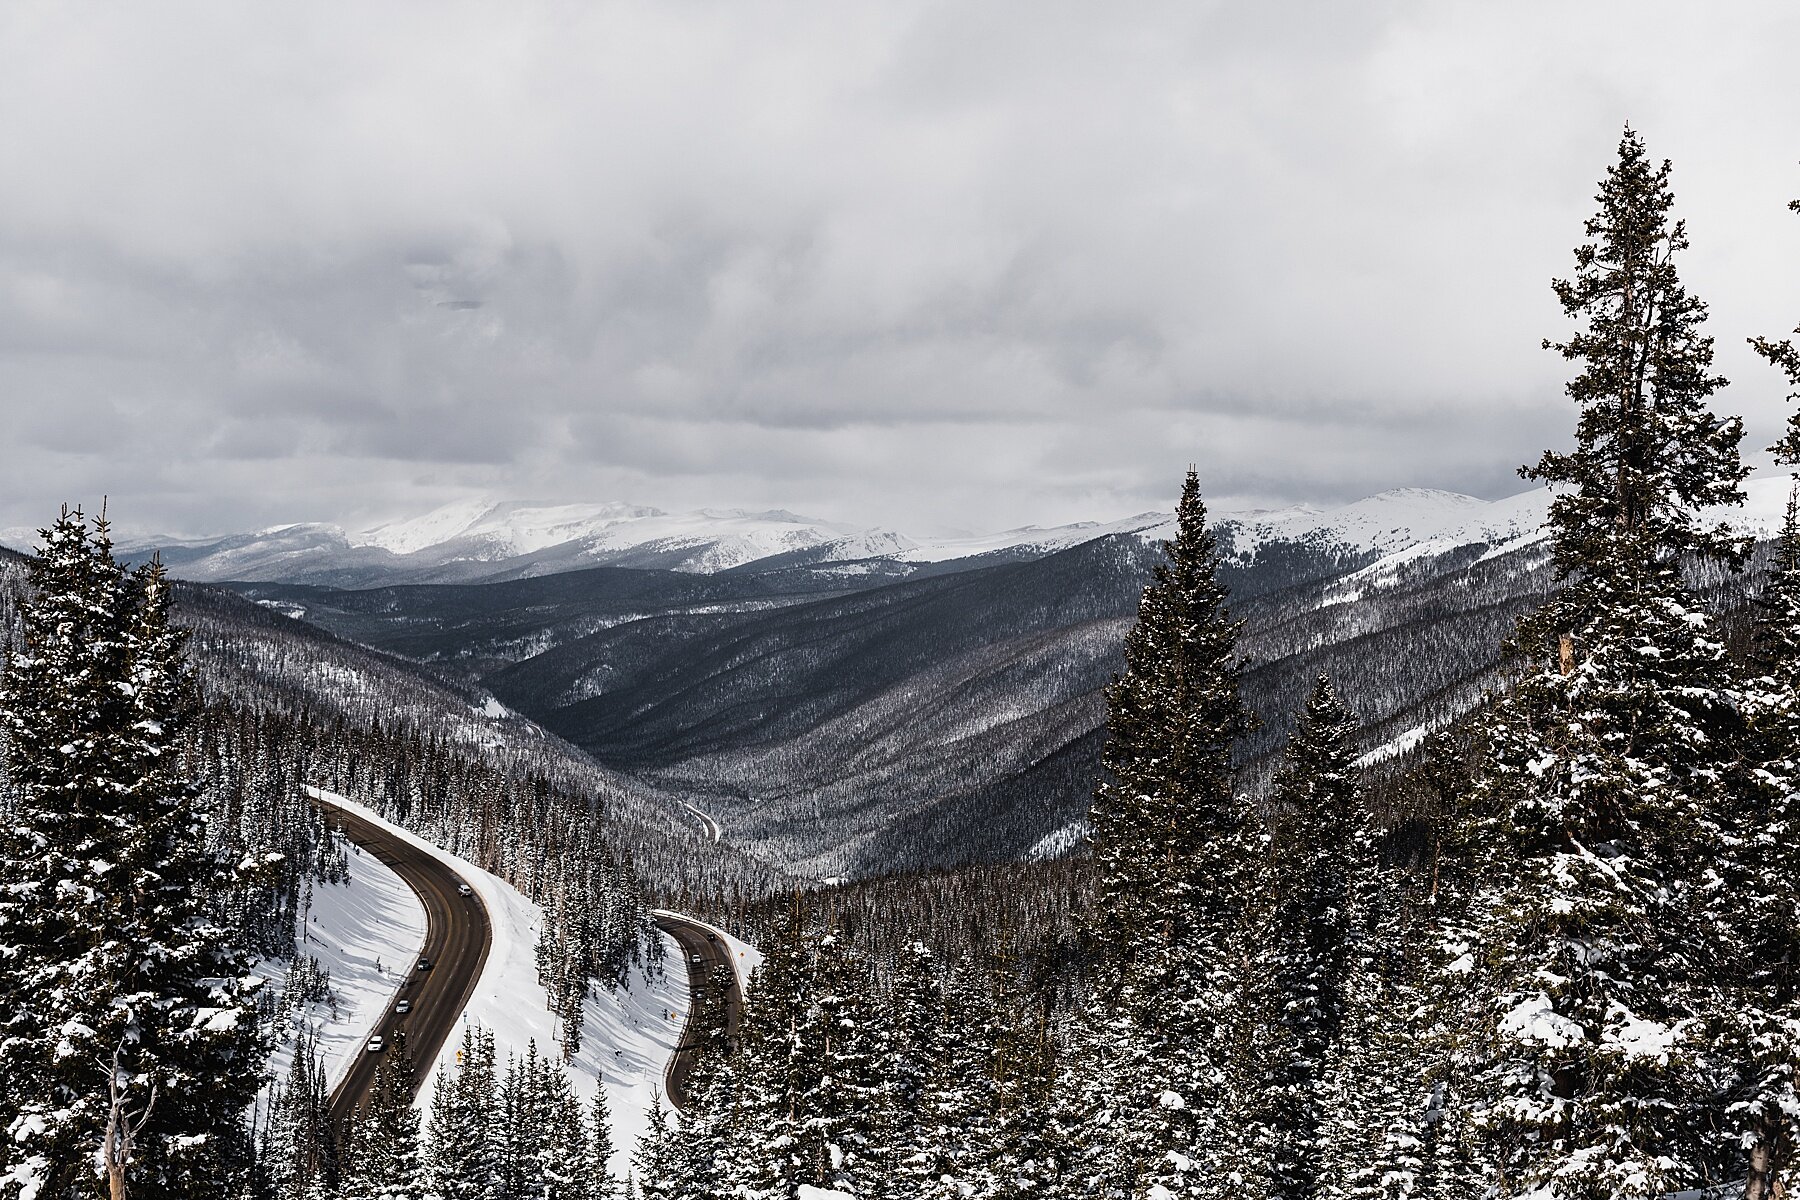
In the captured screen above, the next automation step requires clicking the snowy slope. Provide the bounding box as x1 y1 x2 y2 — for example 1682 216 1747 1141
356 499 865 572
1223 486 1551 562
256 834 427 1096
896 513 1174 563
122 468 1800 588
307 790 688 1176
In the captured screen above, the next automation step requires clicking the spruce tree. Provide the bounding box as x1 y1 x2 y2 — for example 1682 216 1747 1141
1072 465 1257 1198
1719 243 1800 1199
1244 675 1363 1198
428 1026 502 1200
341 1041 426 1200
629 1093 677 1200
0 513 265 1200
1465 127 1746 1199
588 1080 620 1199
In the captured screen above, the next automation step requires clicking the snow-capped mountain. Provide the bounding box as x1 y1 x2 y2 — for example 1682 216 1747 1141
356 499 870 573
1225 487 1543 560
58 471 1797 589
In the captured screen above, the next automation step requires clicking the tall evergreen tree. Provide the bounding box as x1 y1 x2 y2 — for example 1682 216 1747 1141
1465 127 1746 1199
1243 675 1363 1198
1720 225 1800 1199
0 512 265 1200
588 1079 620 1199
1072 466 1257 1197
428 1026 502 1200
341 1041 426 1200
629 1093 678 1200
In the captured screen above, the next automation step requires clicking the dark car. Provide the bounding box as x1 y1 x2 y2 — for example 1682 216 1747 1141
417 957 433 972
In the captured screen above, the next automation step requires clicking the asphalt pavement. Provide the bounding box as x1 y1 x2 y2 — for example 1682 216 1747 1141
652 912 745 1110
314 798 493 1128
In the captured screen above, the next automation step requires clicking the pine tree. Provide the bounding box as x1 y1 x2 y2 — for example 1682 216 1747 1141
262 1035 330 1200
629 1093 677 1200
0 513 265 1200
1465 127 1746 1199
1071 466 1257 1197
1243 675 1364 1198
1718 248 1800 1199
1525 127 1748 591
589 1080 620 1199
428 1026 502 1200
878 940 943 1194
341 1041 426 1200
796 930 884 1191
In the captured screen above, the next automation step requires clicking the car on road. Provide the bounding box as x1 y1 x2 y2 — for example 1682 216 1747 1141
417 957 433 971
367 1035 385 1054
690 952 703 963
706 933 718 943
395 999 411 1014
457 883 472 897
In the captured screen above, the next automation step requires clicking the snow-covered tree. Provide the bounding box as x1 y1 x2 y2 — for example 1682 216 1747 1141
1070 466 1258 1197
1716 256 1800 1199
428 1026 502 1200
340 1040 426 1200
0 513 265 1200
1243 675 1364 1197
1463 127 1746 1199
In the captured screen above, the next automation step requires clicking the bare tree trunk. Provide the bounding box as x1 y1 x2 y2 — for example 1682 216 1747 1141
1747 1115 1791 1200
102 1038 155 1200
1748 1137 1775 1200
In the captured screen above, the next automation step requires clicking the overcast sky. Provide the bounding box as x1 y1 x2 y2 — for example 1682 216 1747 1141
4 2 1800 540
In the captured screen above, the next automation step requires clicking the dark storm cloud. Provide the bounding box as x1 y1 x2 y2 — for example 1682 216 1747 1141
2 1 1799 540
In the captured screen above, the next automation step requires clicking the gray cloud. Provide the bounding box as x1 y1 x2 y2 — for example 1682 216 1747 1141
2 1 1800 541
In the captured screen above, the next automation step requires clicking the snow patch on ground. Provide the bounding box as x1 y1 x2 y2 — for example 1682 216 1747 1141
307 789 688 1177
256 835 427 1096
1355 723 1433 768
1025 820 1087 862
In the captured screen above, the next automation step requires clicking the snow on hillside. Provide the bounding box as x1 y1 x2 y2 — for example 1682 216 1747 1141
257 833 427 1097
308 790 688 1177
359 500 662 558
1224 486 1550 562
897 513 1173 563
356 499 865 571
119 467 1800 588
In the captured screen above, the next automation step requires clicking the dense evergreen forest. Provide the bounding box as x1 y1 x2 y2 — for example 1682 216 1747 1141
6 126 1800 1200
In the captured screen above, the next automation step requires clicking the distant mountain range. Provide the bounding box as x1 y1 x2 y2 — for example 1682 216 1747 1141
8 476 1792 879
22 478 1775 588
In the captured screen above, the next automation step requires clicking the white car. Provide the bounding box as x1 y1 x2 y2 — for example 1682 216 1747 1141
367 1035 385 1054
457 883 473 897
395 999 411 1014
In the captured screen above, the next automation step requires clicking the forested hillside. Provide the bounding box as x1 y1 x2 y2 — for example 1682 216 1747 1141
219 512 1558 876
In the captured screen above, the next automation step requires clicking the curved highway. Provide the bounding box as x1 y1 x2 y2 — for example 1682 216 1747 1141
653 912 746 1110
314 797 493 1126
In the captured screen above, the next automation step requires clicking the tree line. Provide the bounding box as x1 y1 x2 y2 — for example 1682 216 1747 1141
637 128 1800 1198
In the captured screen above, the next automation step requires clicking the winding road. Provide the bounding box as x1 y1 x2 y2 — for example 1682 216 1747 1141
310 796 745 1122
653 911 746 1110
314 798 493 1126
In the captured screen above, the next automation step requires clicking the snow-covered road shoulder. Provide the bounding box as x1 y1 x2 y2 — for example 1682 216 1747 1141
304 788 688 1175
257 833 427 1095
